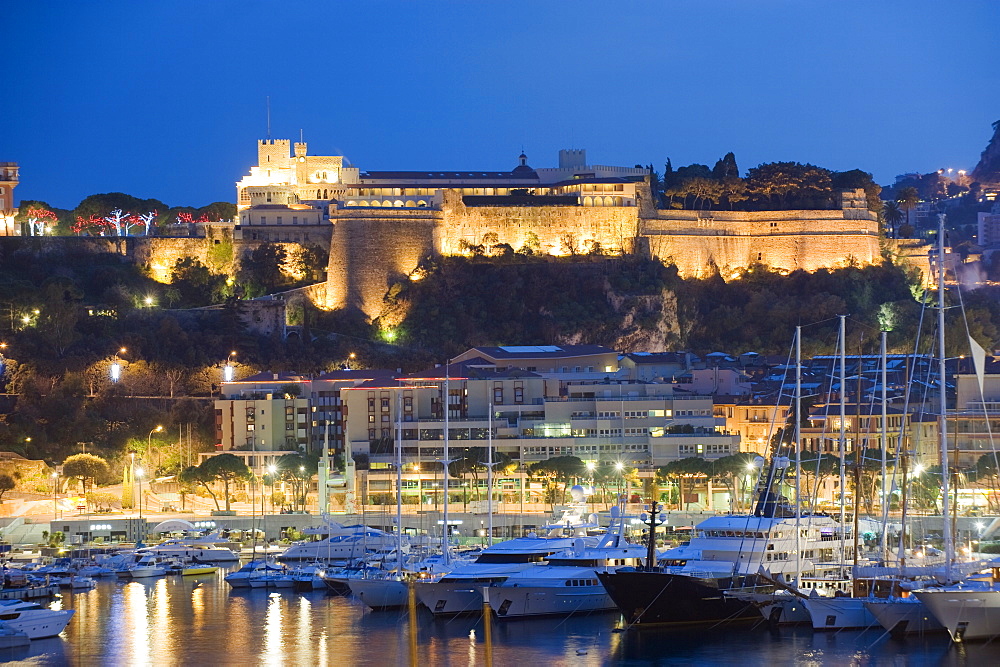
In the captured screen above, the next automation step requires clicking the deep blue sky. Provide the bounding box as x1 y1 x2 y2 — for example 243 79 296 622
5 1 999 209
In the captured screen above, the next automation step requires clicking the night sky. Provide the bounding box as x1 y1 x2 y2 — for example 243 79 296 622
5 0 999 209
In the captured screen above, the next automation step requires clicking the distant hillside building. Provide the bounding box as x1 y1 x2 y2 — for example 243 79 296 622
220 139 929 319
0 162 19 236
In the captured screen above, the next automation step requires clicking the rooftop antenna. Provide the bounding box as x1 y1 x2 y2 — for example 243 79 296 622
266 96 271 140
300 128 304 143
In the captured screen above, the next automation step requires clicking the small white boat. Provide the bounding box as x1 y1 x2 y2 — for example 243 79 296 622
0 600 75 639
225 560 283 589
128 556 167 579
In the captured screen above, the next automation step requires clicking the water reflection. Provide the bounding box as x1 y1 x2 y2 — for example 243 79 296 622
0 574 991 665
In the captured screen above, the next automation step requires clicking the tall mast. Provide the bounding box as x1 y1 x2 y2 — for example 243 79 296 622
937 214 953 581
487 401 494 545
442 363 451 565
879 331 889 561
396 389 404 573
839 314 847 573
794 325 802 588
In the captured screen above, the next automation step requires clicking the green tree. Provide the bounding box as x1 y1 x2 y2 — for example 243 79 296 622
239 243 287 295
0 474 15 502
179 465 220 511
201 453 252 511
276 453 317 511
882 200 904 238
656 457 710 510
529 456 584 508
896 186 920 230
63 453 111 493
448 447 513 501
746 162 833 209
973 454 1000 513
708 453 758 511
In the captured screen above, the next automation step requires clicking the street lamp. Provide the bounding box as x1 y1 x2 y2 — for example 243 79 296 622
223 351 237 383
148 425 163 473
110 347 126 383
136 467 144 520
51 472 58 518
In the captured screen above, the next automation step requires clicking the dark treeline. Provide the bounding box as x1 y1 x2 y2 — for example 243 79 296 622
647 153 883 213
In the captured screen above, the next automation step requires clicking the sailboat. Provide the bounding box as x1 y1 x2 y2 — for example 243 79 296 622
907 215 1000 642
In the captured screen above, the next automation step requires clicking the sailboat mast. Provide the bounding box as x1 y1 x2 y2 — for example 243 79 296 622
443 363 451 566
396 390 404 573
937 214 953 581
880 331 889 561
794 325 802 588
487 401 494 545
839 314 847 573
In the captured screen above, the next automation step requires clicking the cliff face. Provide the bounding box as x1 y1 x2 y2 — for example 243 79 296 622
971 120 1000 187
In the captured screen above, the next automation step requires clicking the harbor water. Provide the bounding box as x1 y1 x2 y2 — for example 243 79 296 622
5 571 1000 665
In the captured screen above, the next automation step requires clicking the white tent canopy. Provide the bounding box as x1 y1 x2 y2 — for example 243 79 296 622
152 519 195 533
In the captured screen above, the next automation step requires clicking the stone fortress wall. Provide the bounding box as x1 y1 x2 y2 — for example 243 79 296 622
324 184 930 318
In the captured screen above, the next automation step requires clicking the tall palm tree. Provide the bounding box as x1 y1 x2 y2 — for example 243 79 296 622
882 200 904 238
896 187 920 232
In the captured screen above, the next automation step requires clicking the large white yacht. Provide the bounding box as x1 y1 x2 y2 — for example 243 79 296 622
489 509 646 618
0 600 75 639
415 534 596 615
135 532 239 563
277 525 406 563
914 573 1000 642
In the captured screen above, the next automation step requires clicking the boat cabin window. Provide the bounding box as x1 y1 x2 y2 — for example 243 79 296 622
475 553 546 564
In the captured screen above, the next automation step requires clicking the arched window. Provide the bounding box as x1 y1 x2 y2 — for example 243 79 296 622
359 200 369 207
393 200 403 207
583 196 592 206
382 200 392 207
417 200 427 207
404 200 416 207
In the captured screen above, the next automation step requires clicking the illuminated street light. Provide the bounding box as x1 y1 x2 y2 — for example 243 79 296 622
223 351 237 383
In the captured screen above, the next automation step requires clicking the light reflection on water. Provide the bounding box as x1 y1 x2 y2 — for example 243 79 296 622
0 572 996 665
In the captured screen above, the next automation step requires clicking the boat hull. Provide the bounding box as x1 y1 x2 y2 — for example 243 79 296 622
915 588 1000 642
350 578 409 609
803 596 878 630
595 570 761 626
865 597 944 635
415 580 488 616
0 609 75 639
490 584 614 618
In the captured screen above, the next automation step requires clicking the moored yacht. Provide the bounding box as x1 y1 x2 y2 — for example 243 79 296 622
490 504 646 618
277 525 406 563
135 532 239 563
0 600 75 639
415 535 596 615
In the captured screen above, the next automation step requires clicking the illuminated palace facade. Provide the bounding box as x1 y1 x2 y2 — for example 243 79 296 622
233 139 917 319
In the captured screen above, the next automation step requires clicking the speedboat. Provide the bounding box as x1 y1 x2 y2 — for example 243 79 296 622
225 560 283 589
0 600 75 639
128 556 167 579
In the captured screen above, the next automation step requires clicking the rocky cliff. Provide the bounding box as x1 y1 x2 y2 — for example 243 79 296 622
972 120 1000 187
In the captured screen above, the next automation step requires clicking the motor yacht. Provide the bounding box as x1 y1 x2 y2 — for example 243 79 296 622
135 532 239 563
0 600 75 639
277 525 407 563
490 505 646 618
